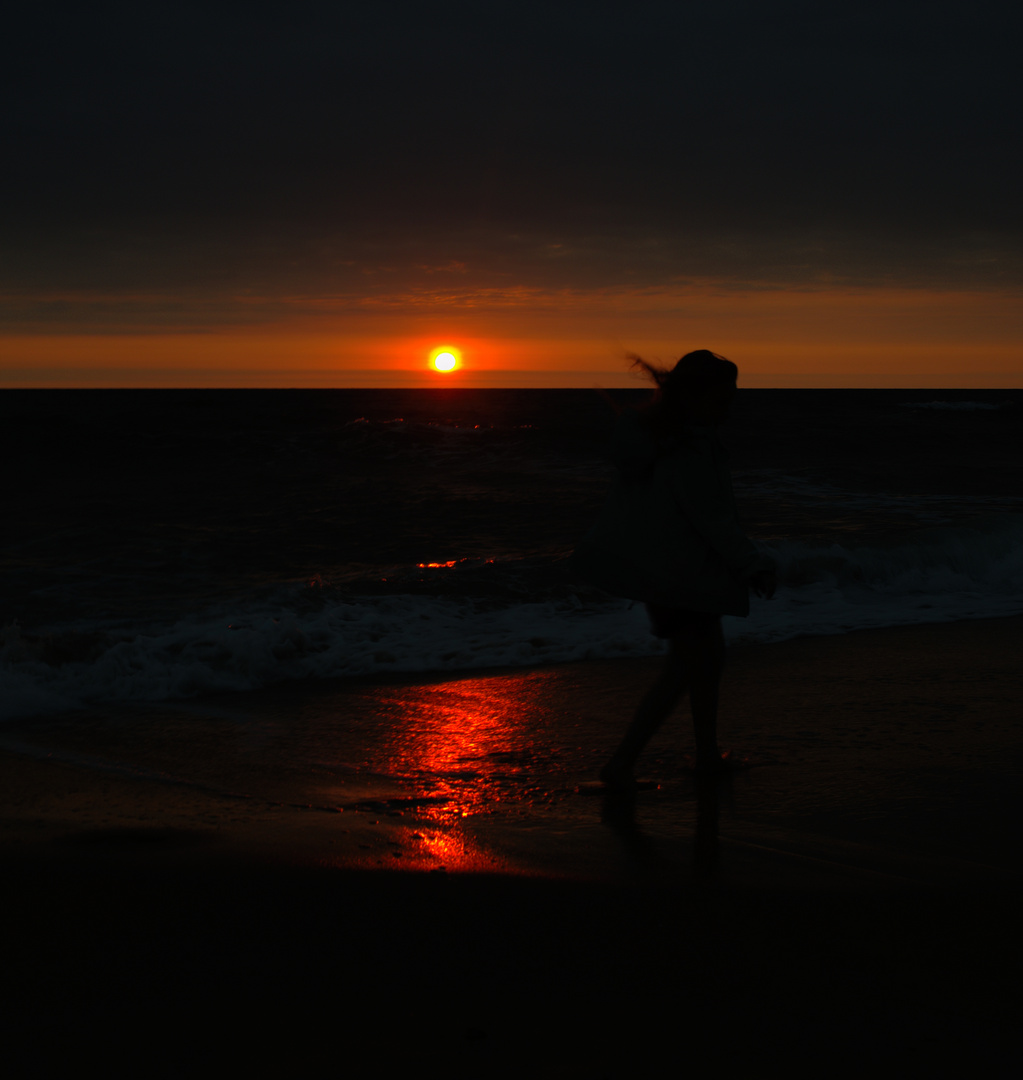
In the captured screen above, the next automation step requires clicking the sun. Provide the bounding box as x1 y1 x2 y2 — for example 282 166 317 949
430 346 461 373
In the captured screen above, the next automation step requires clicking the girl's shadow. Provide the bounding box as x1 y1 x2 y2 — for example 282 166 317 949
599 774 721 877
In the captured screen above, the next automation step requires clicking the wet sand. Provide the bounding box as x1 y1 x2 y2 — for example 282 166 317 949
2 616 1021 1073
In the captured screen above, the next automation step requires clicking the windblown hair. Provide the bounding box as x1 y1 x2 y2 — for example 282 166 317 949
629 350 738 417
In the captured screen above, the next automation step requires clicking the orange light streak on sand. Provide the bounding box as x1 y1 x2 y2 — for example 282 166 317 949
397 825 498 873
371 673 564 872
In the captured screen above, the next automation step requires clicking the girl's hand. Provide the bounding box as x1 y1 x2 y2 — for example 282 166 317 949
750 569 777 599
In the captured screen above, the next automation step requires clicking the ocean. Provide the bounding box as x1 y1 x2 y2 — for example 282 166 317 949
3 387 1022 722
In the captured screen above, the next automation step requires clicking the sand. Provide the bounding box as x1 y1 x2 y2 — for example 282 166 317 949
1 616 1021 1073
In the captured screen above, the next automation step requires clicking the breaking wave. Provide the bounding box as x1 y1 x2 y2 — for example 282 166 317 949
3 515 1022 721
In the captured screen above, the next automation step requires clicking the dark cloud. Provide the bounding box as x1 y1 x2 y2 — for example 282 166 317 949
3 0 1022 313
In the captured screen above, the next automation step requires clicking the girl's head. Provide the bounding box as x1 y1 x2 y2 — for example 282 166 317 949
631 349 738 426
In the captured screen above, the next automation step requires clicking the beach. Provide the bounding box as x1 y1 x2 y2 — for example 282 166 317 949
3 615 1020 1074
8 4 1023 1071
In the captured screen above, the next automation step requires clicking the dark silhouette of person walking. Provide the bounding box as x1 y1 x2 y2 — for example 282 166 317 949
575 350 777 784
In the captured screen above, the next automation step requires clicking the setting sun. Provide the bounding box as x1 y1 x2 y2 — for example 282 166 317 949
430 346 461 372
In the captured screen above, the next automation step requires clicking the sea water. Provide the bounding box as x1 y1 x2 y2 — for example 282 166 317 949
2 387 1021 720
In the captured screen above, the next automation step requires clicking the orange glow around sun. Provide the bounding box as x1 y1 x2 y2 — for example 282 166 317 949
430 346 461 372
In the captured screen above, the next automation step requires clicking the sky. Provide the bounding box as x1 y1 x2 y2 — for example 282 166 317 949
3 1 1022 387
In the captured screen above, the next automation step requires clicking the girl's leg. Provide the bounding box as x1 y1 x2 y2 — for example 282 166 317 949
600 616 725 784
680 617 725 770
600 636 689 785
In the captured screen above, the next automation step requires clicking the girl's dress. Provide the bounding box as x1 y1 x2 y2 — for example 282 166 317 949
574 408 774 619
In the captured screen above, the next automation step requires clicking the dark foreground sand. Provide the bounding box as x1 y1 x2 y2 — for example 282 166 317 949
2 616 1021 1075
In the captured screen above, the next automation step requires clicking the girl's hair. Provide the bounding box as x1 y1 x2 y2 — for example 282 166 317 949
629 350 738 415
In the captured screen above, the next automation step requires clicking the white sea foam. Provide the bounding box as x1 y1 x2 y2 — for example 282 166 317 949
730 516 1023 644
2 516 1022 721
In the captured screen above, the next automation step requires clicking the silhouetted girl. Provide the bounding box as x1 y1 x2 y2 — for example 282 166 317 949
575 350 776 782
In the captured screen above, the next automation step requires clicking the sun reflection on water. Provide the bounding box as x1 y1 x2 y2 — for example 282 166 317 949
364 672 570 870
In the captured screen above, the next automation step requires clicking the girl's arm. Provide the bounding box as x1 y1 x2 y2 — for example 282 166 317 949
665 442 776 583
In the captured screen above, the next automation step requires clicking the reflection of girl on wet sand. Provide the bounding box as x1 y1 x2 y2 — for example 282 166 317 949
575 350 776 784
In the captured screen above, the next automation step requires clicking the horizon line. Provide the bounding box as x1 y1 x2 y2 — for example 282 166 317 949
2 367 1022 391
